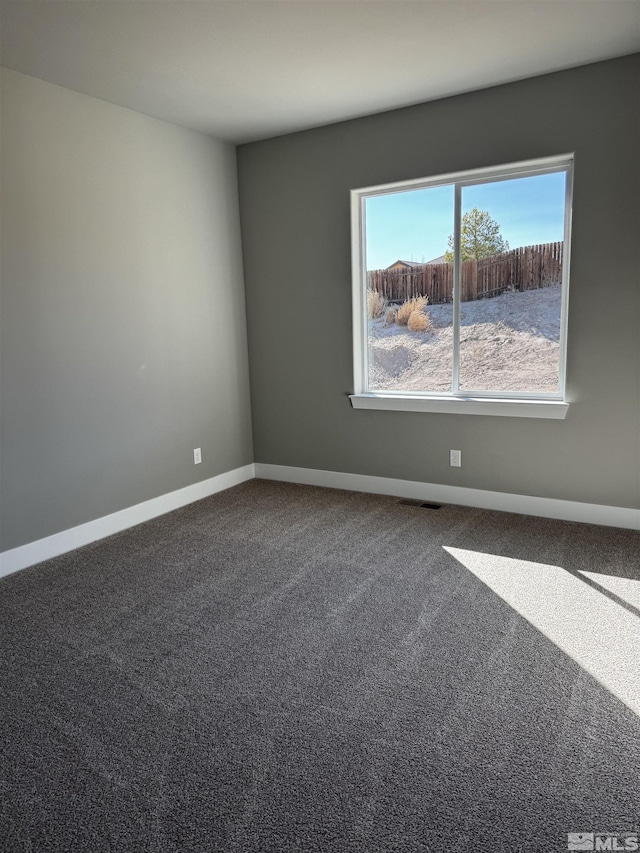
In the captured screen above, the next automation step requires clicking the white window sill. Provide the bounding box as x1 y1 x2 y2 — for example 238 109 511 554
349 393 569 419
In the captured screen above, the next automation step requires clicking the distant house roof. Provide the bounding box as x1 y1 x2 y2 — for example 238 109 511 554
385 256 449 269
385 259 424 270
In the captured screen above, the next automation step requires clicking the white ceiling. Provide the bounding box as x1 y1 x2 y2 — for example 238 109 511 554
1 0 639 144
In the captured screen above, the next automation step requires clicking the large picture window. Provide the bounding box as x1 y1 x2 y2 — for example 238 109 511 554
350 156 573 418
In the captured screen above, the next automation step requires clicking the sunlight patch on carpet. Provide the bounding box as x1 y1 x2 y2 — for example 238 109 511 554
443 546 640 718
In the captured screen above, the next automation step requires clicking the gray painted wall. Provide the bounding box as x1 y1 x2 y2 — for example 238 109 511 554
238 55 639 510
1 69 253 551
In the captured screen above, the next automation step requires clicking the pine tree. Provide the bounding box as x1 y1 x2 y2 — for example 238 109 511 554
444 208 509 262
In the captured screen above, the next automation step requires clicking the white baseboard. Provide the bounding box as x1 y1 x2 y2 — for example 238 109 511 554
3 461 637 580
254 463 640 531
0 464 256 579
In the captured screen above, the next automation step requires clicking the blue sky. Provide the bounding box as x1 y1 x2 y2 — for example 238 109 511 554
364 171 566 270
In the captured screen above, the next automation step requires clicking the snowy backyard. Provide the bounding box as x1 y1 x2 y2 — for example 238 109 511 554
368 286 562 393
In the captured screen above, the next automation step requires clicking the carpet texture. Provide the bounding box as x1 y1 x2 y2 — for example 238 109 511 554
1 479 639 852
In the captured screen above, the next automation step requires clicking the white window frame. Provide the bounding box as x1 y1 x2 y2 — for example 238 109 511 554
350 154 573 419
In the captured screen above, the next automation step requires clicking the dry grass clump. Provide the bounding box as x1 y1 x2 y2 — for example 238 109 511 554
367 289 387 320
407 310 431 332
396 296 428 326
396 295 430 331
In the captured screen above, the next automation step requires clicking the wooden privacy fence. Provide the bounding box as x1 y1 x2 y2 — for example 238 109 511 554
367 242 564 304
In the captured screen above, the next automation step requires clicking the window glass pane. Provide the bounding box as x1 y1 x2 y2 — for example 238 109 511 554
365 185 454 392
458 172 566 394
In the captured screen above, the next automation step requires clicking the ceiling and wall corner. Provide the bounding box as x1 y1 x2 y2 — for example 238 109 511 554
0 0 638 143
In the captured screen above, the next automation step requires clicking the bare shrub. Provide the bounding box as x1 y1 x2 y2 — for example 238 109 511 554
367 289 386 319
407 310 431 332
396 296 428 326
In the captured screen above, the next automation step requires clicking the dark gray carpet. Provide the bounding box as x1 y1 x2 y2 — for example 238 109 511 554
1 479 639 852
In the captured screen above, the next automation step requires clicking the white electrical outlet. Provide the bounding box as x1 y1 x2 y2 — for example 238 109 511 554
449 449 461 467
193 448 202 464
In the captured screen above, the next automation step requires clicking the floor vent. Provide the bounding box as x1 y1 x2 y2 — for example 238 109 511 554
398 499 442 510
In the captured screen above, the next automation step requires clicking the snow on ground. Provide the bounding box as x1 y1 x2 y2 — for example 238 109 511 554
368 286 562 393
